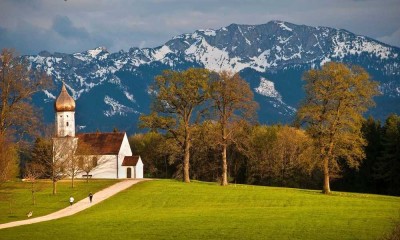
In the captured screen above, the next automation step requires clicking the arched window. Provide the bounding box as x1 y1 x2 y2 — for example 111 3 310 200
66 122 69 126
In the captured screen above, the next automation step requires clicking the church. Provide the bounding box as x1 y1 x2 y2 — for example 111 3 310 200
53 84 144 179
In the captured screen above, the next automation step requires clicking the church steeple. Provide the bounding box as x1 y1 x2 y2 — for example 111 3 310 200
54 83 76 137
55 84 75 112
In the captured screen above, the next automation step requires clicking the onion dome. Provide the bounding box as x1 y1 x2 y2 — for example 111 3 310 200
54 84 75 112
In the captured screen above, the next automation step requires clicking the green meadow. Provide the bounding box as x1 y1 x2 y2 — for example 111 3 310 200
0 179 119 224
1 179 399 240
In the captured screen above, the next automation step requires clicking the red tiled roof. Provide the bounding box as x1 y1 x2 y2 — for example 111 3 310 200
76 132 125 155
122 156 139 166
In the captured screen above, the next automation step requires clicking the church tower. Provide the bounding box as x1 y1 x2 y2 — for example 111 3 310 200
54 84 76 137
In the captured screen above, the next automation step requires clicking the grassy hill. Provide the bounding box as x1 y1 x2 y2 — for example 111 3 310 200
0 179 119 224
1 180 399 240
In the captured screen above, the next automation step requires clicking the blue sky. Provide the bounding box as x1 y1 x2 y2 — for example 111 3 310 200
0 0 399 55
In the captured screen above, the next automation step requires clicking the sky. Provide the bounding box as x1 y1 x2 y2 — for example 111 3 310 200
0 0 399 55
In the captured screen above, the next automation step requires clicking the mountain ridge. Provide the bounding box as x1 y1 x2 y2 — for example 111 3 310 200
26 20 400 134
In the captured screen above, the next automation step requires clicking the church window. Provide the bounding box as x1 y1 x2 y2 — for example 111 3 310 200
66 122 69 126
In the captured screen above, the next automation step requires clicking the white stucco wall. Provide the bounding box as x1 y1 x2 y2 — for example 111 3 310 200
56 111 75 137
135 157 144 179
87 155 118 179
117 133 133 179
69 132 144 179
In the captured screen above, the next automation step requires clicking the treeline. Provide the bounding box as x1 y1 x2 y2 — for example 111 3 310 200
130 114 400 196
333 115 400 196
137 63 388 195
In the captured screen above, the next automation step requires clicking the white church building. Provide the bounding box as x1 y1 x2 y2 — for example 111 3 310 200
53 84 143 179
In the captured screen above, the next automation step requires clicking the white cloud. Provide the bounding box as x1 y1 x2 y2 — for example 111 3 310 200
0 0 399 54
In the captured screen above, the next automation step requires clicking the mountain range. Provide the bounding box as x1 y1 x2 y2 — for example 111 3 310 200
26 20 400 134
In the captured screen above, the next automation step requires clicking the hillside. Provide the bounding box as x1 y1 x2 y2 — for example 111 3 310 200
26 21 400 133
1 180 399 240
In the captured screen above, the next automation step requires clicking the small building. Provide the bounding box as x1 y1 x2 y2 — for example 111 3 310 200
53 84 144 179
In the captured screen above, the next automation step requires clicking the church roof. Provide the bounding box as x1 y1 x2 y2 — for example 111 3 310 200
55 84 76 112
76 132 125 155
122 156 140 166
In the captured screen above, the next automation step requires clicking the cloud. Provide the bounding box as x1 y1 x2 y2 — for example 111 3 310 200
52 16 90 39
0 0 399 54
378 28 400 48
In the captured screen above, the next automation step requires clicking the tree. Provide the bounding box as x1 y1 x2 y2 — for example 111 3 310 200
129 132 178 178
296 62 379 194
31 137 53 178
51 137 75 194
274 126 315 187
24 162 45 205
76 141 99 183
140 68 211 183
210 71 257 185
190 121 220 182
0 135 18 185
0 48 52 140
374 114 400 196
236 124 279 185
0 48 51 183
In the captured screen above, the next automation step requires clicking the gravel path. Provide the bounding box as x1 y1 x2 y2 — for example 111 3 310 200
0 179 149 230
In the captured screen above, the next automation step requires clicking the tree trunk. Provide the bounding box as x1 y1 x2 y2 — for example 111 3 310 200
322 156 330 194
52 179 57 195
86 174 89 183
31 182 35 205
221 143 228 186
183 140 191 183
71 175 74 188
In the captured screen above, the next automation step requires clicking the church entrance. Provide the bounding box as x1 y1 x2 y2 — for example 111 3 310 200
127 168 131 178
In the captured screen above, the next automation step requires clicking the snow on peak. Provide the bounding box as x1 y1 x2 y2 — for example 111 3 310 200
88 47 106 58
103 96 138 117
331 32 393 60
185 38 250 72
254 77 297 115
153 45 172 61
254 78 281 99
199 29 216 36
276 21 293 32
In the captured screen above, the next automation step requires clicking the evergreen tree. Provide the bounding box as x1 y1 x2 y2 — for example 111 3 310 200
375 114 400 196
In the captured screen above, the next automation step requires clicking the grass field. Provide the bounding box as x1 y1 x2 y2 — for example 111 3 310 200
0 179 119 224
0 179 399 240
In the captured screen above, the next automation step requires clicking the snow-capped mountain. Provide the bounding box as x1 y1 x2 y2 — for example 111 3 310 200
27 21 400 133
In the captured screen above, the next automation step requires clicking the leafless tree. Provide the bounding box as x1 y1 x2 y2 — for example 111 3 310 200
24 162 45 205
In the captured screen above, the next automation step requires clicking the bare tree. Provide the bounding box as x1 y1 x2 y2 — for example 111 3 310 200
0 48 52 183
24 162 45 205
51 137 76 194
76 141 99 183
0 48 52 140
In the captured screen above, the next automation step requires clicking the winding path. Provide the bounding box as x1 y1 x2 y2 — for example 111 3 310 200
0 179 149 230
